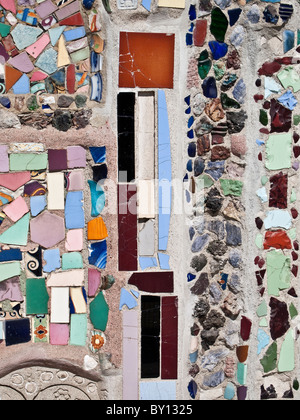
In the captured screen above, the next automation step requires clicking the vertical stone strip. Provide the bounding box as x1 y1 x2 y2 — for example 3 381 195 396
185 1 248 400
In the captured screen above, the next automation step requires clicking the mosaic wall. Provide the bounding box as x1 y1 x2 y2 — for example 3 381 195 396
1 0 300 402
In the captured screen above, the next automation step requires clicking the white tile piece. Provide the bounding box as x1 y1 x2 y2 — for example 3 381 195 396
47 172 65 210
50 287 69 324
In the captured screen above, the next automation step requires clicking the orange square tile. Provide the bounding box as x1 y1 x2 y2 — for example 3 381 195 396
119 32 175 89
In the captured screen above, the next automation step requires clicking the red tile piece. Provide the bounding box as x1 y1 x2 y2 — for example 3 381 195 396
194 20 207 47
59 12 85 26
128 272 174 293
258 60 281 76
66 64 76 94
161 296 178 380
269 172 287 209
0 172 31 191
118 184 137 272
119 32 175 89
240 316 252 341
263 230 292 250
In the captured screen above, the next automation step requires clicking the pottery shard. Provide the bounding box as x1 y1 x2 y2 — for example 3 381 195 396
211 145 231 161
205 98 225 122
231 134 247 157
197 135 211 156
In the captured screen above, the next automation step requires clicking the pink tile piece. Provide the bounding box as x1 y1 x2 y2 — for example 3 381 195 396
88 268 101 297
67 146 86 168
0 276 24 302
0 145 9 173
65 229 83 251
36 0 58 19
26 33 50 59
3 196 29 222
0 0 16 14
31 71 48 82
50 323 69 345
0 172 31 191
8 52 34 73
123 311 138 400
55 0 79 21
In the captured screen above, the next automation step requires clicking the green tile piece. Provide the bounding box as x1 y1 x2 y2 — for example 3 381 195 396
266 250 291 297
62 252 83 270
257 300 267 317
259 109 268 126
10 153 48 171
288 228 296 241
89 291 109 331
70 313 87 346
196 174 214 189
210 7 228 42
291 188 297 203
26 278 49 315
261 175 268 186
259 318 268 327
0 262 21 282
237 363 247 385
278 329 294 373
260 342 277 373
0 23 10 37
220 179 243 196
294 115 300 125
0 213 30 246
289 303 298 319
70 47 90 64
278 66 300 92
255 234 263 249
265 133 292 171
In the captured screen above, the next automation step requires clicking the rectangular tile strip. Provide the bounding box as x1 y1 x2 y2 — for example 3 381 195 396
161 296 178 380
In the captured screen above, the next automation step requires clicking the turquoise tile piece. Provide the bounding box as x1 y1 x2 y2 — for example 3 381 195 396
237 363 247 385
49 25 66 46
43 248 60 273
30 195 47 217
11 24 43 50
35 48 58 75
224 383 235 400
158 90 172 251
65 191 85 229
264 209 292 230
88 180 105 217
257 328 270 355
140 381 176 400
62 252 83 270
12 74 30 94
283 30 295 53
63 26 86 42
70 313 87 346
119 288 138 311
139 256 157 270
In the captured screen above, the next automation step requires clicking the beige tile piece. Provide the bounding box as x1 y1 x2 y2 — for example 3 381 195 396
138 179 155 219
157 0 185 8
47 172 65 210
47 269 84 287
57 35 70 67
50 287 69 324
70 287 87 313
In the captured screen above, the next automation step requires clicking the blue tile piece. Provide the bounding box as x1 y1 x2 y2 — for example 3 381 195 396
188 380 197 399
189 4 196 20
5 318 31 346
88 240 107 269
277 90 298 110
139 257 158 270
208 41 228 60
88 180 105 217
0 248 22 262
142 0 152 11
63 26 86 42
202 77 218 98
187 273 196 282
158 90 172 251
12 74 30 94
35 48 58 75
89 146 106 164
257 328 270 355
186 33 193 46
119 288 138 310
30 195 46 217
43 249 60 273
158 253 170 270
90 72 103 103
130 289 139 298
283 30 295 53
228 8 242 26
140 381 176 400
65 191 85 229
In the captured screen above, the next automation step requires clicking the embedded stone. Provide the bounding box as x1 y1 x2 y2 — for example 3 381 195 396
207 240 227 256
211 146 230 161
201 328 219 349
190 254 207 272
194 157 205 176
210 7 228 42
190 273 209 295
205 188 224 215
226 110 247 133
226 222 242 246
205 98 225 122
191 234 210 253
197 135 210 155
52 109 73 131
231 134 247 157
193 298 210 320
203 370 225 388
